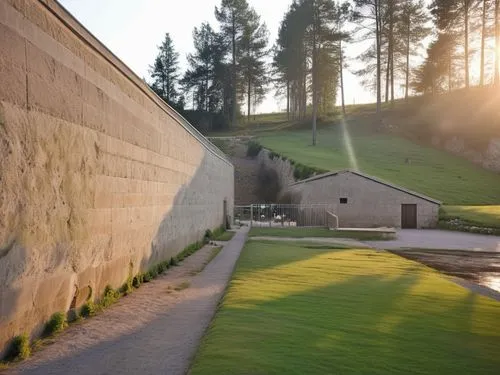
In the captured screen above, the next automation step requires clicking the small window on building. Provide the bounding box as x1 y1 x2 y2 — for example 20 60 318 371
340 197 348 204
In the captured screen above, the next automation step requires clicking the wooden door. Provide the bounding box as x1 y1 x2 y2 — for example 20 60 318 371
401 204 417 229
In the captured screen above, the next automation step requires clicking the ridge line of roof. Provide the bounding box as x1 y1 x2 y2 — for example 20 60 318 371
289 169 441 205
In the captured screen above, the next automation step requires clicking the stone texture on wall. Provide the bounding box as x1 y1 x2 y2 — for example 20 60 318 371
287 171 439 228
0 0 233 353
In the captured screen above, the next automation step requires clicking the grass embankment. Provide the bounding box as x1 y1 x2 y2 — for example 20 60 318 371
191 240 500 375
249 227 390 241
214 231 236 241
439 206 500 235
258 127 500 205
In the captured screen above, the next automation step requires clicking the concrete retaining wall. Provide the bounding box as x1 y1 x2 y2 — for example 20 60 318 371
0 0 233 353
256 149 295 197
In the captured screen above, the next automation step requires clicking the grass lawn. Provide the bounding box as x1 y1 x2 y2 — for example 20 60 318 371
215 231 236 241
249 227 391 241
440 206 500 229
190 241 500 375
258 127 500 205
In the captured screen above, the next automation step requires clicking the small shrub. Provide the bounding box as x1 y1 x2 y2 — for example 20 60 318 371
100 285 120 308
143 271 152 283
246 140 262 157
80 301 97 318
169 257 177 267
119 278 133 295
5 334 30 361
149 266 158 279
132 273 144 288
43 312 67 337
204 229 213 243
157 262 166 275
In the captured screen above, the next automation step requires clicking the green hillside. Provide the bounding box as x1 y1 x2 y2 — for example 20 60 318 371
257 126 500 205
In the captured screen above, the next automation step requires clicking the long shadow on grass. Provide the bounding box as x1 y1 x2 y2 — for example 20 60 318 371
234 240 352 277
192 272 500 375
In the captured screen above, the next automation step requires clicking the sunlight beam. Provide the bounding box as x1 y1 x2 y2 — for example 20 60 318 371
340 118 359 171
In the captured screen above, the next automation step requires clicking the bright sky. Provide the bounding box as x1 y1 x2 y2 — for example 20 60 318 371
59 0 379 113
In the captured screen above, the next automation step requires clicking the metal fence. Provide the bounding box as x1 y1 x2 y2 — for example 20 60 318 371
234 204 336 228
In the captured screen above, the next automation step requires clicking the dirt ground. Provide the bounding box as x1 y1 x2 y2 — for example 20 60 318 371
3 228 248 375
392 249 500 296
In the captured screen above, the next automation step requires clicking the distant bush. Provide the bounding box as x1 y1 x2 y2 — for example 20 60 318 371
43 312 67 336
5 334 30 361
204 229 213 243
80 301 97 318
264 148 327 181
120 277 133 295
176 242 203 262
246 140 262 157
100 285 120 309
132 273 144 288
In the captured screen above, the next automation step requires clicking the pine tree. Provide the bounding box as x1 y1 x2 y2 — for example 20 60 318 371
215 0 252 127
149 33 179 106
181 23 229 117
398 0 431 100
239 9 269 122
353 0 384 118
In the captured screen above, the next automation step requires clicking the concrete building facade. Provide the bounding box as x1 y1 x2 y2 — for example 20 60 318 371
0 0 233 353
288 170 440 229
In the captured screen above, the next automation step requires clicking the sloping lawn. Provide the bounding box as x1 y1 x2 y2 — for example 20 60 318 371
191 241 500 375
258 128 500 205
249 227 391 241
215 231 236 241
440 206 500 229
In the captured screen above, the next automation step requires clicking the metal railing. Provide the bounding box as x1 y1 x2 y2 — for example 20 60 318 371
234 204 336 228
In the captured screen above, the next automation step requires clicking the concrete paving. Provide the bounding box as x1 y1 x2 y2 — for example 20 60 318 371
366 229 500 252
8 227 249 375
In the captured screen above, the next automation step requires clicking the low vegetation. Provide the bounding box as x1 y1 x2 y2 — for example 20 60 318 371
257 126 500 205
4 334 31 362
246 140 263 157
43 312 68 337
439 206 500 235
248 227 391 241
214 231 235 241
1 226 222 364
190 241 500 374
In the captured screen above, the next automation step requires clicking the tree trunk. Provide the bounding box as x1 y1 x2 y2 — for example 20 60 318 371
375 0 382 117
231 13 237 128
286 80 290 120
390 5 394 105
385 49 390 103
480 0 487 86
247 76 251 122
464 1 470 88
302 55 307 120
496 0 500 85
405 13 410 101
448 55 452 91
312 5 318 146
339 40 346 115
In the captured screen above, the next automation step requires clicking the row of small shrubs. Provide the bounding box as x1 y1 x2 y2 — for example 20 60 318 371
3 229 219 363
246 140 263 157
267 149 328 180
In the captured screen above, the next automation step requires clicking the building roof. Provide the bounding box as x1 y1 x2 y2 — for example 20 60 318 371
289 169 442 205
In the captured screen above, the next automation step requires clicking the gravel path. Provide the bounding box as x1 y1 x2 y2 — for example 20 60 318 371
6 227 248 375
366 229 500 252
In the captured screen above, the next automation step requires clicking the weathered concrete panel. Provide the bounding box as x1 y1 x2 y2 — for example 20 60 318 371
0 0 233 354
